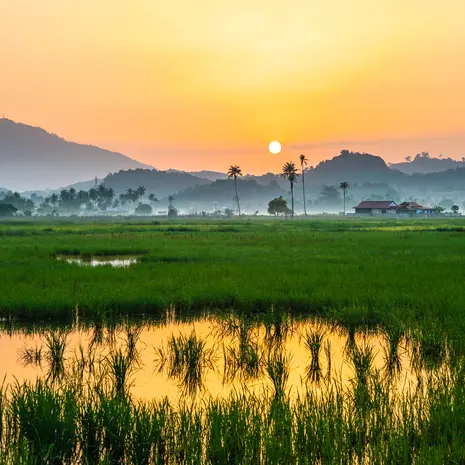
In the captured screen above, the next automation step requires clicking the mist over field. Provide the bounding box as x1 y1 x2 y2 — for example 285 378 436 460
1 119 465 216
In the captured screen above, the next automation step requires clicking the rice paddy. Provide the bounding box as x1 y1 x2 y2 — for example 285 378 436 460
1 217 465 463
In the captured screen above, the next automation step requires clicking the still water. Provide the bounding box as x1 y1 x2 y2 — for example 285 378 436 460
57 255 140 267
0 314 431 404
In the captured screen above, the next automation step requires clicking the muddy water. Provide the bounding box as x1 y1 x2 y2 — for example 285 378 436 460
0 316 425 404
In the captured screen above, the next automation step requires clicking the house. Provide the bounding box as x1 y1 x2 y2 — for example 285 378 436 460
353 200 436 216
354 201 398 215
395 202 435 215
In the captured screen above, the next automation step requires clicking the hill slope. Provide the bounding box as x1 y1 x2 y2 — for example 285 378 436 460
102 169 212 198
390 153 465 174
0 118 149 191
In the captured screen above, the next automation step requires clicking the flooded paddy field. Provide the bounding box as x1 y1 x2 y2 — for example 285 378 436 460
1 312 435 403
1 218 465 463
0 311 464 464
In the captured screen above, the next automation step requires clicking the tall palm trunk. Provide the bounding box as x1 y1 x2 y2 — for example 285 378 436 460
302 168 307 215
290 182 294 219
234 177 241 216
343 190 346 215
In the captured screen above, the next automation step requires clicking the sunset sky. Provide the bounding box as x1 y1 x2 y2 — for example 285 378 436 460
1 0 465 173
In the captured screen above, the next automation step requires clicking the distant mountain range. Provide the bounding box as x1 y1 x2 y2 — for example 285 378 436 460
390 152 465 174
167 169 227 182
2 119 465 208
0 118 150 191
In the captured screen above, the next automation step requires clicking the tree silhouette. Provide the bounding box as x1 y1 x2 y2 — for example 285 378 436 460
281 162 299 218
136 185 146 200
126 188 135 203
452 205 460 214
148 193 158 205
299 154 308 215
339 182 350 215
135 203 152 215
50 193 59 206
227 165 243 216
268 196 291 217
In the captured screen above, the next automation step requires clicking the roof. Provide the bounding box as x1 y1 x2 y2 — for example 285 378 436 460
399 202 423 208
354 201 397 209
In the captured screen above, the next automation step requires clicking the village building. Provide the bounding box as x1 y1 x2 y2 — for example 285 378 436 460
395 202 435 215
353 200 435 216
353 201 398 215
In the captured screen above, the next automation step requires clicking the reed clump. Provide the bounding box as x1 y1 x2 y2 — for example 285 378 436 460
155 330 215 396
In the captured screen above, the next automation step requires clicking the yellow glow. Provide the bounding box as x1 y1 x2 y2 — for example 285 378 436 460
269 141 282 154
1 0 465 172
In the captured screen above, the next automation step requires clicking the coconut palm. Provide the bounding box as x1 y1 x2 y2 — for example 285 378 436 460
339 182 350 215
126 188 134 199
299 154 308 215
148 193 158 205
136 185 146 200
227 165 243 216
281 162 299 218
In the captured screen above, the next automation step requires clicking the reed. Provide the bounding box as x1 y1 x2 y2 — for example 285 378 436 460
1 359 465 463
44 329 68 383
155 330 215 396
18 345 42 368
303 324 326 383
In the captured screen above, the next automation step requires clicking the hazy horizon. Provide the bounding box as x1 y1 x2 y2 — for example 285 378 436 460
2 117 465 183
1 0 465 175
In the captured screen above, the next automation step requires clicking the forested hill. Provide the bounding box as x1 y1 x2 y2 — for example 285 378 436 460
390 152 465 174
102 169 212 197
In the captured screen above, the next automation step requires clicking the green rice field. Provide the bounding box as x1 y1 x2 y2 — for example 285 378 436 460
1 217 465 463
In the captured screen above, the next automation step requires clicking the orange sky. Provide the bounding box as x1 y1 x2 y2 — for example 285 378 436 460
1 0 465 173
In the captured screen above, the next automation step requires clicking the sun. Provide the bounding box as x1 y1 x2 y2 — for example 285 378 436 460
269 141 282 154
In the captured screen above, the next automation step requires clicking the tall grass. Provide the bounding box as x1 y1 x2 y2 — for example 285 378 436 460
3 359 465 464
303 324 326 383
155 330 215 396
44 330 68 382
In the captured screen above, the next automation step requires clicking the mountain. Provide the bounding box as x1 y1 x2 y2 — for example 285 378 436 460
243 172 288 189
306 150 401 183
167 169 227 182
190 170 228 181
390 153 465 174
0 118 150 191
102 169 211 198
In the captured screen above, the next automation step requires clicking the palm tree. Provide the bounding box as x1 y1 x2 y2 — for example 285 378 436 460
281 162 299 218
126 188 136 203
136 185 146 200
148 193 158 205
339 182 350 215
227 165 243 216
299 154 308 215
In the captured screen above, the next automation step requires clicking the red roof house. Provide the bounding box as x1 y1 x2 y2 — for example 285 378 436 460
354 201 397 215
354 200 435 216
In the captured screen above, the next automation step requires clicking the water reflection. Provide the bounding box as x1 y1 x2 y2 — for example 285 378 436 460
155 330 215 396
0 314 453 404
57 255 139 267
302 325 325 384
